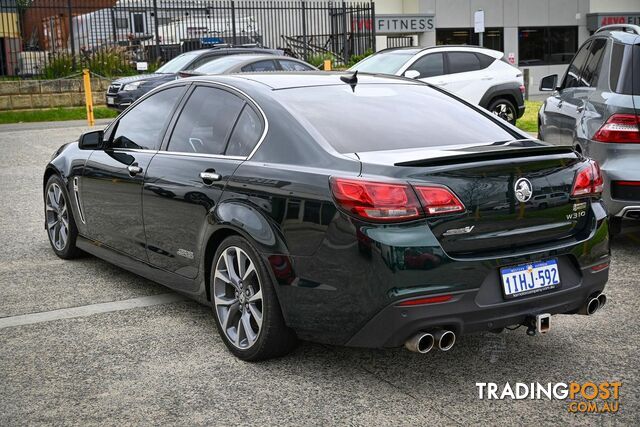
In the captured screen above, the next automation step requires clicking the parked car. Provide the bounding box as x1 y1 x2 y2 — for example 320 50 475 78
538 24 640 234
105 45 282 111
181 54 316 76
45 72 609 361
349 45 525 124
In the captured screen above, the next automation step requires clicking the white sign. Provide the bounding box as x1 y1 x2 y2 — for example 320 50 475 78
375 14 435 34
136 62 148 71
474 10 485 33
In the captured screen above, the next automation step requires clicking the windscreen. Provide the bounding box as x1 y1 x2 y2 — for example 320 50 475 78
276 84 517 153
156 52 199 73
349 50 416 74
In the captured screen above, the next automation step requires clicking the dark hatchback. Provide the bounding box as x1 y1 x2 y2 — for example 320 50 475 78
45 73 610 361
106 46 281 111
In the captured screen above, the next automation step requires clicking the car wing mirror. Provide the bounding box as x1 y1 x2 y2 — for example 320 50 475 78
78 130 104 150
403 70 420 79
539 74 558 92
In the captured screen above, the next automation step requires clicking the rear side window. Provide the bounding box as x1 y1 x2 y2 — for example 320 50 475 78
168 86 244 154
242 60 277 72
581 39 607 87
407 53 444 78
226 105 264 156
610 42 640 95
279 60 314 71
277 84 516 153
446 52 482 74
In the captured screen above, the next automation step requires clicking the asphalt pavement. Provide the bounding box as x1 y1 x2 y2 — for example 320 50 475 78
0 120 638 426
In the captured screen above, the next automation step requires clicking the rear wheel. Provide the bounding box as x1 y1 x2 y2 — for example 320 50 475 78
210 236 296 361
44 175 82 259
489 98 517 125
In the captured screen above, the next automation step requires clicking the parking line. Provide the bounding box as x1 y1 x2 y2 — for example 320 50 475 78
0 293 188 329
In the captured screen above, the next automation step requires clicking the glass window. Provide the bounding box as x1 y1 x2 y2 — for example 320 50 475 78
562 41 591 89
156 52 199 73
114 18 129 30
407 53 444 78
111 87 183 150
436 28 504 52
610 43 639 95
168 87 244 154
518 27 578 66
226 105 264 157
582 39 607 87
132 14 144 33
194 55 250 73
447 52 482 74
279 60 314 71
349 49 418 74
276 84 516 154
242 60 277 72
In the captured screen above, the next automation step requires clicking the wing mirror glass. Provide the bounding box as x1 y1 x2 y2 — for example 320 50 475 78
404 70 420 79
539 74 558 92
78 130 104 150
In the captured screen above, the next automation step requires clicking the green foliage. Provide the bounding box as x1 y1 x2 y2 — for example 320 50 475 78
516 100 542 133
0 107 118 125
307 52 337 69
42 53 74 79
346 49 374 68
81 47 136 77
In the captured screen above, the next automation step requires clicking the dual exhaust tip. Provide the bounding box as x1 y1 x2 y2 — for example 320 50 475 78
405 329 456 354
582 293 607 316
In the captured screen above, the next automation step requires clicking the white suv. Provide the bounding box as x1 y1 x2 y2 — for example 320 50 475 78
349 46 526 124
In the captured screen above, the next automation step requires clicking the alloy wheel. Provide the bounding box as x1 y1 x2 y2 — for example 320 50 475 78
213 246 263 350
491 102 516 124
46 183 69 251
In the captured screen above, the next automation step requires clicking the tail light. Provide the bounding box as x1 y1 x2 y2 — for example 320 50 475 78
397 294 453 306
329 178 465 222
593 114 640 143
571 160 603 198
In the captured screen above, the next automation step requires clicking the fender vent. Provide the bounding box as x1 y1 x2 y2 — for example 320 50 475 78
73 177 86 224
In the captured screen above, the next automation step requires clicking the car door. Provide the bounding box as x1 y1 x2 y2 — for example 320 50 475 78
143 83 265 279
403 52 445 81
439 52 489 104
542 41 591 145
81 85 187 261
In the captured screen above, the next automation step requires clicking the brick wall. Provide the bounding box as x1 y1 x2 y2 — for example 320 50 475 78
0 78 110 111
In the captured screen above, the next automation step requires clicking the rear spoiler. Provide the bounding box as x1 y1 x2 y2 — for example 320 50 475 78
395 146 577 168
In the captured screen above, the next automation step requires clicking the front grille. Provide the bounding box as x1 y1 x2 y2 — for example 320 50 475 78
612 181 640 201
107 83 122 95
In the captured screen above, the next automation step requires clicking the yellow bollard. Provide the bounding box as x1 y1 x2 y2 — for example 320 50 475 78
82 69 95 127
323 59 332 71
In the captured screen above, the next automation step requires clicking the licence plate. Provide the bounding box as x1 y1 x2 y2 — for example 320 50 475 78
107 96 115 104
500 259 560 299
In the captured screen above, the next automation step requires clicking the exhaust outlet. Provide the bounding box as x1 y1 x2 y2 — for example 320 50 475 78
434 330 456 351
405 332 435 354
579 296 600 315
597 293 607 309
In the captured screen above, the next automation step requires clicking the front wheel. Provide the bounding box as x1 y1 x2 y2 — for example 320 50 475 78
488 98 518 125
44 175 82 259
210 236 296 361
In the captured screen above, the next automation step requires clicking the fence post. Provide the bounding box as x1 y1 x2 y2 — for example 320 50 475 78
82 69 95 127
371 2 376 52
67 0 76 70
231 1 237 46
153 0 161 60
342 2 349 64
301 1 308 61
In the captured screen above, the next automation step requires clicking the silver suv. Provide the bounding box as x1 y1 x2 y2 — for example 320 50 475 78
538 24 640 234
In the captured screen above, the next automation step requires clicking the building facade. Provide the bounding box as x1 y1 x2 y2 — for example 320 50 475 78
373 0 640 95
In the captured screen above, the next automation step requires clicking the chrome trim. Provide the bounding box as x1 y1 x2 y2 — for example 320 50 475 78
155 151 246 161
185 79 269 160
614 205 640 218
72 176 86 224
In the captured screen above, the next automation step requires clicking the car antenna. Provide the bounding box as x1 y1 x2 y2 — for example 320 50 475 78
340 70 358 92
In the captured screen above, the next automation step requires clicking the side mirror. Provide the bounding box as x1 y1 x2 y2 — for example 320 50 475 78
404 70 420 79
539 74 558 92
78 130 104 150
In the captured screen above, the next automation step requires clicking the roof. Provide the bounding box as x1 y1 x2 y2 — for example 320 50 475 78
592 30 640 44
379 44 502 55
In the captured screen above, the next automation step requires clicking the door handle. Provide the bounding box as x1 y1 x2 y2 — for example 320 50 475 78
200 171 221 184
481 76 494 80
558 100 563 109
127 164 143 176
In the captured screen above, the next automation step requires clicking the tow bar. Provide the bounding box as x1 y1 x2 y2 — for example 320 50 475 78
526 313 551 336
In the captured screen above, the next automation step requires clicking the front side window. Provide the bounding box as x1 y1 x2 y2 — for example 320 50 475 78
408 53 444 78
111 87 184 150
519 27 578 66
447 52 482 74
168 86 244 155
562 41 591 89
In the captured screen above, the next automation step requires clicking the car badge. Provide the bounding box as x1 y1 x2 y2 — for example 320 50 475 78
514 178 533 203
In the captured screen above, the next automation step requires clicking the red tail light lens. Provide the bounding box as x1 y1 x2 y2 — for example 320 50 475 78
330 178 465 222
329 178 422 222
571 160 603 197
593 114 640 143
414 185 466 215
397 294 453 306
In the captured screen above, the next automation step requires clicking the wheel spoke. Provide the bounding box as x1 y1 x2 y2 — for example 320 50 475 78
48 190 58 210
47 218 57 230
248 303 263 328
241 312 257 346
248 289 262 303
214 269 232 285
235 247 246 278
235 317 243 347
224 250 240 285
243 262 256 281
214 294 237 307
59 223 68 247
54 222 61 248
221 302 239 331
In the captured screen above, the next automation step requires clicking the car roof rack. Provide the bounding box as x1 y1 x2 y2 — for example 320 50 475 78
595 24 640 35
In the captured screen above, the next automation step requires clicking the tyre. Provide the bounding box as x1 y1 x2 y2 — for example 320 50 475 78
44 175 82 259
488 98 518 125
210 236 296 361
609 217 622 237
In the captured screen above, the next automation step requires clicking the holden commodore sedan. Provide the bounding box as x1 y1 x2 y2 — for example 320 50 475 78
44 73 610 361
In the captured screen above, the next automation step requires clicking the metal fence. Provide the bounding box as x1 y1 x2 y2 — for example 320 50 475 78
0 0 375 77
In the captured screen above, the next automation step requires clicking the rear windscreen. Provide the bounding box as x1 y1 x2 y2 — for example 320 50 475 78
275 84 517 153
610 42 640 95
